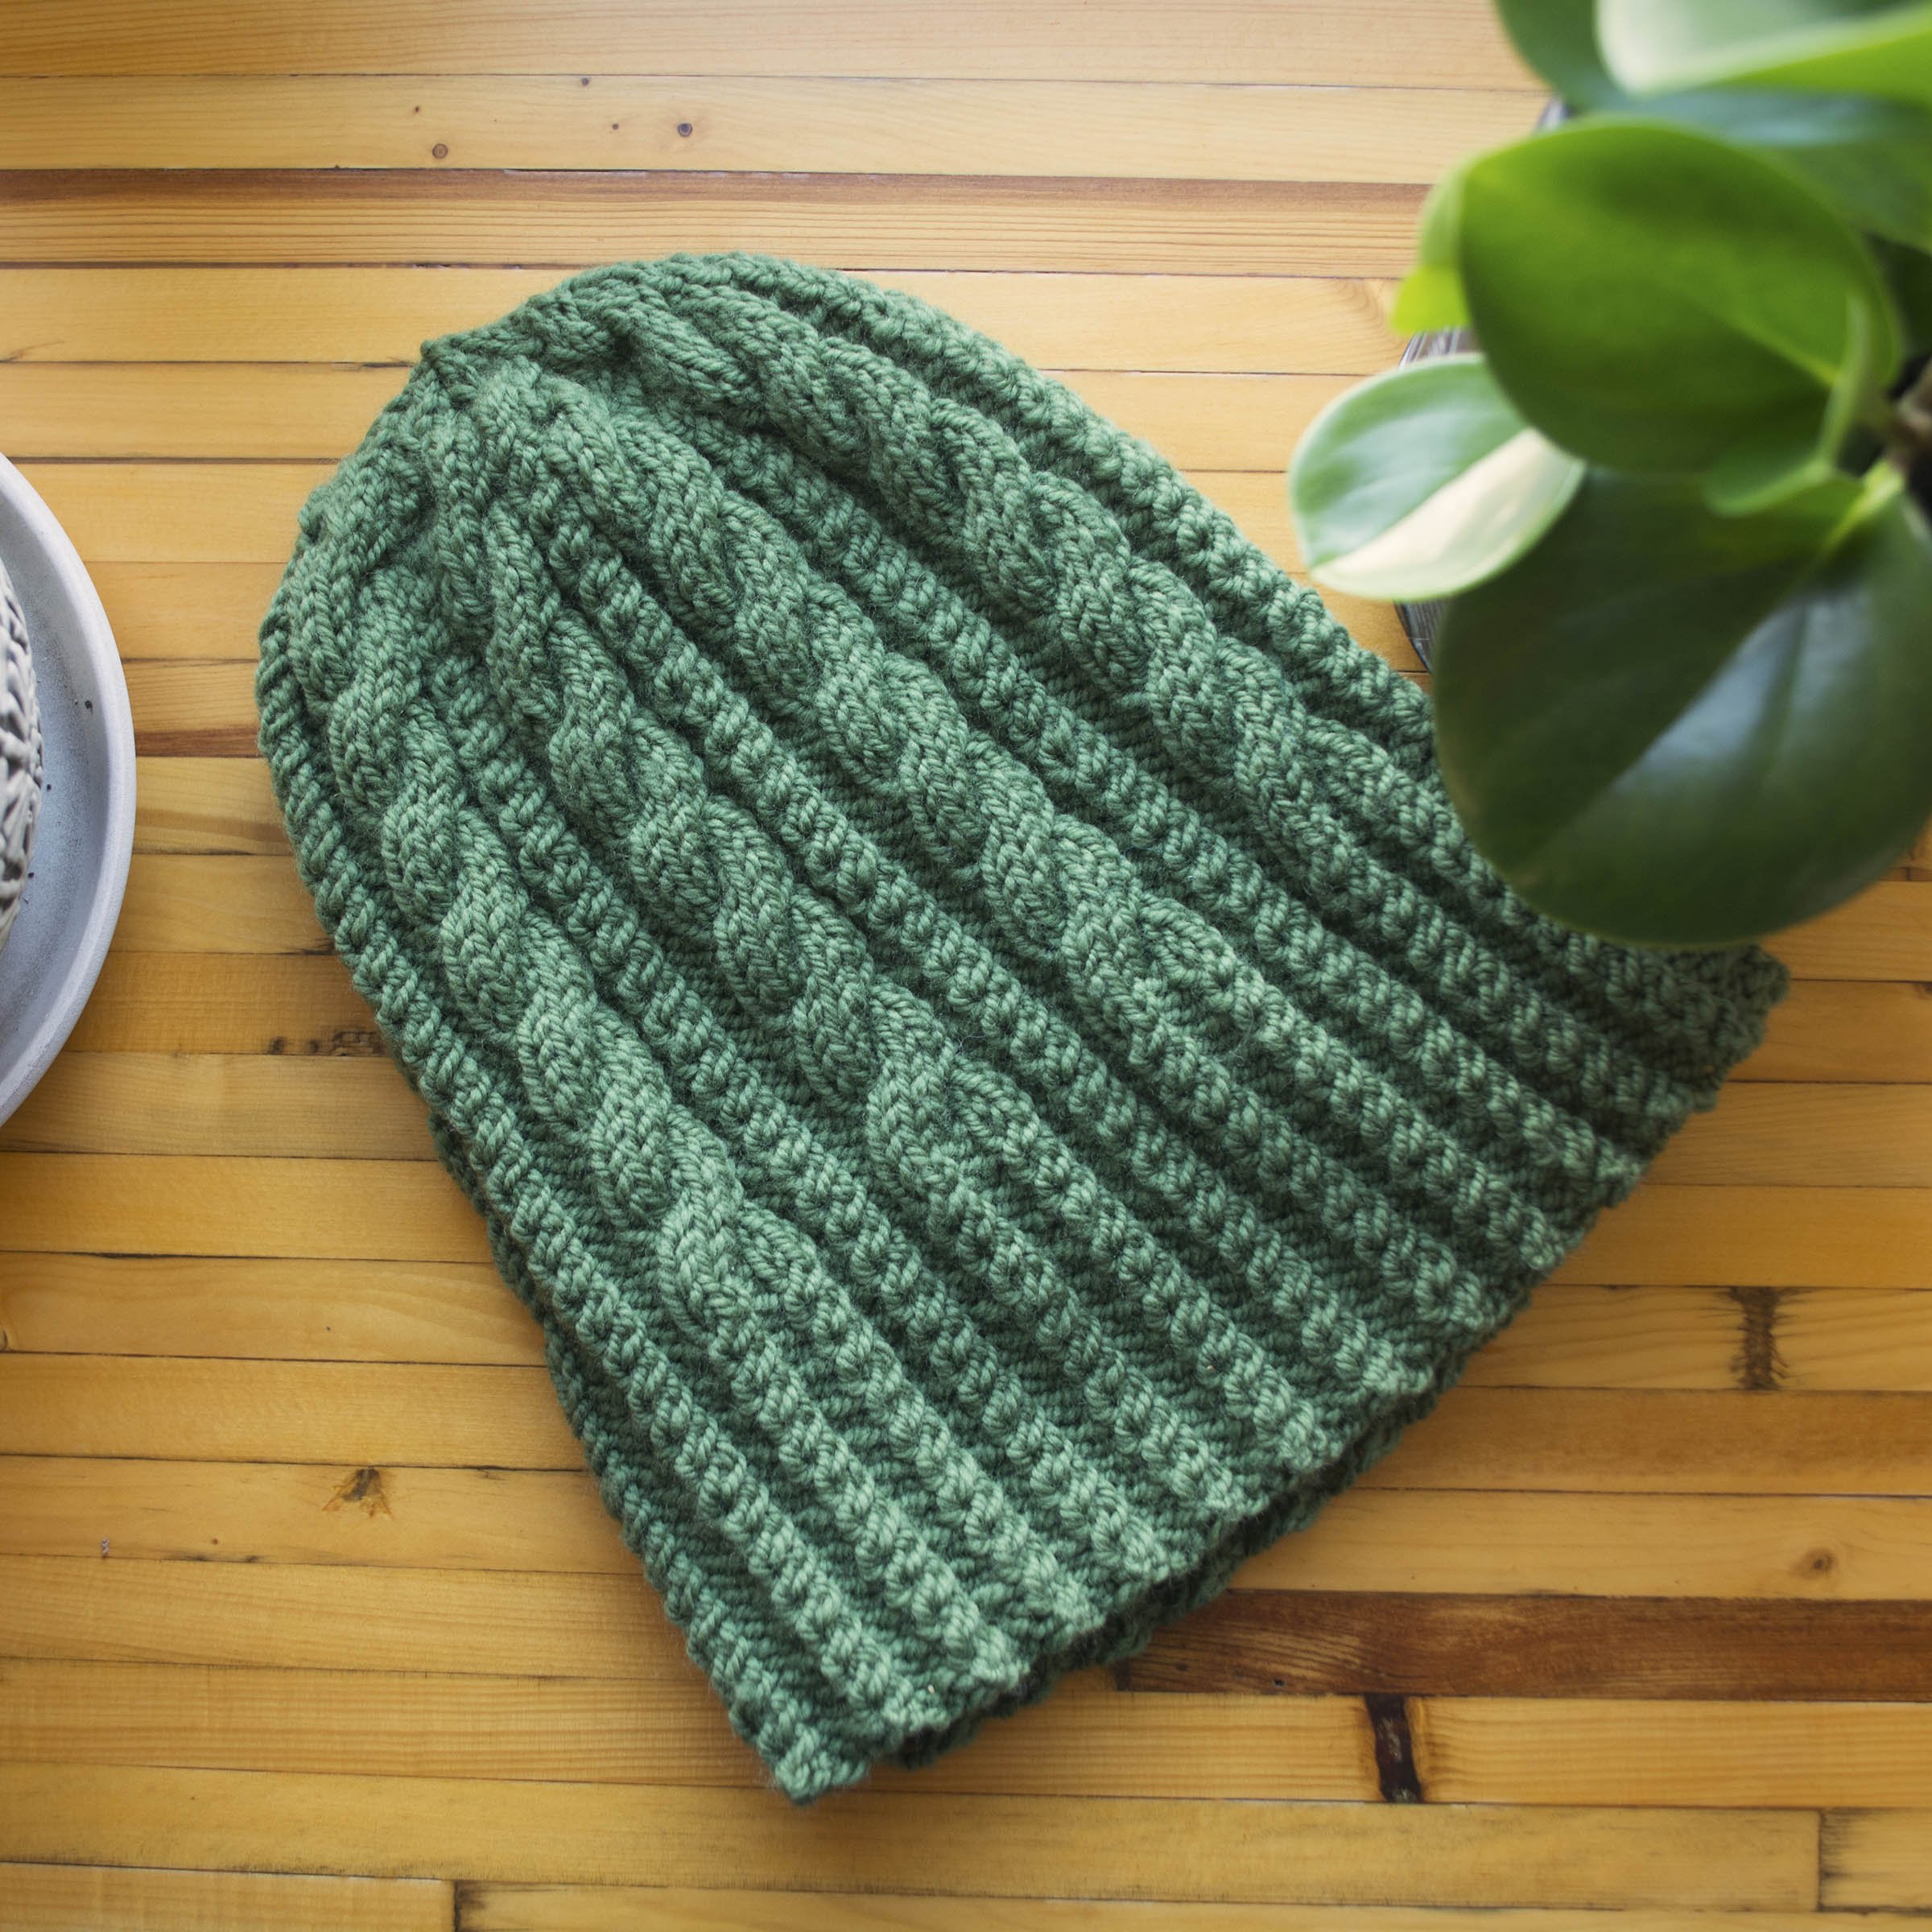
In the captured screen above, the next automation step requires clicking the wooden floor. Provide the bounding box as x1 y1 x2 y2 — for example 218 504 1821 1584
3 3 1932 1926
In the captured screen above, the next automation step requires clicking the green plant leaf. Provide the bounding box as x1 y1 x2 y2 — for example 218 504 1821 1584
1495 0 1633 107
1872 234 1932 352
1433 465 1932 946
1390 163 1472 333
1289 354 1585 599
1704 290 1879 511
1635 87 1932 247
1600 0 1932 109
1455 119 1900 497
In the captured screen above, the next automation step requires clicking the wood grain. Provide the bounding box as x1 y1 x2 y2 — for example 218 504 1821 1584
134 758 287 852
8 1356 1930 1492
0 2 1536 85
1 365 1353 468
22 457 1417 663
0 1863 452 1932
0 171 1427 275
1121 1591 1932 1700
0 1252 533 1364
1823 1810 1932 1909
0 1661 1380 1799
0 76 1538 180
12 1147 1931 1287
0 1765 1814 1909
459 1893 1923 1932
8 1455 1929 1600
1740 980 1932 1084
45 935 1927 1083
90 560 283 660
1414 1698 1932 1808
10 1050 1928 1193
10 1552 1928 1703
0 1245 1735 1379
0 268 1402 374
61 952 375 1054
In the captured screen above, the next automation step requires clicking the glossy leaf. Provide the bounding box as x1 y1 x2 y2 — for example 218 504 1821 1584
1390 163 1472 333
1289 354 1584 599
1637 87 1932 248
1704 291 1878 511
1455 119 1900 500
1600 0 1932 109
1496 0 1632 107
1434 466 1932 945
1873 234 1932 353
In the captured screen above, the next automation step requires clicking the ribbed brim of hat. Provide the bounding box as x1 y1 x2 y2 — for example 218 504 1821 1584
258 253 1786 1802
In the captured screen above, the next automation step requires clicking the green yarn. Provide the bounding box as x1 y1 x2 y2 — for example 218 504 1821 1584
257 251 1786 1802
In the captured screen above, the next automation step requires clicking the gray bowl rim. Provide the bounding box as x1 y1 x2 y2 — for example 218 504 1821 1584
0 452 136 1126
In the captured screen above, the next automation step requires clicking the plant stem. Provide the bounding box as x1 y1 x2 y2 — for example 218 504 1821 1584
1892 356 1932 471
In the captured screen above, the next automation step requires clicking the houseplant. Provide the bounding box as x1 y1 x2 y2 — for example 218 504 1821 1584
1288 0 1932 947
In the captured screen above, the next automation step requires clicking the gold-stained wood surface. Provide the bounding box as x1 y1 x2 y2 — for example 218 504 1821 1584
1 5 1930 1926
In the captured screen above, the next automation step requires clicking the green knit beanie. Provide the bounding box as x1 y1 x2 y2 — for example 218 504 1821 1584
257 251 1785 1802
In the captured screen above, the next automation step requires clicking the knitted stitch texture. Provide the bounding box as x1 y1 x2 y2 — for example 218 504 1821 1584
257 252 1787 1803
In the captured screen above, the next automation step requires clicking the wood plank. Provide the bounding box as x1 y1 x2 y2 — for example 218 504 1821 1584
1823 1810 1932 1909
0 268 1404 375
1242 1489 1932 1600
1371 1389 1932 1496
1737 980 1932 1084
128 662 269 755
0 1456 625 1572
0 1054 430 1158
2 364 1354 471
19 461 320 564
1415 1697 1932 1808
0 1155 486 1261
7 1455 1930 1598
1551 1184 1932 1288
1122 1591 1932 1700
10 1349 1928 1493
136 758 285 853
14 1249 1915 1400
0 1254 534 1363
0 1862 451 1932
0 77 1538 181
31 1042 1917 1187
0 1554 677 1677
0 171 1426 275
94 560 283 662
64 952 375 1055
0 1252 1744 1389
1776 882 1932 981
1463 1286 1739 1389
11 1556 1931 1706
0 365 407 461
0 1356 577 1466
1781 1288 1932 1392
0 2 1536 87
53 946 1932 1084
99 550 1404 679
0 1660 1377 1800
0 1764 1814 1909
1648 1084 1932 1187
25 460 1311 564
113 857 327 952
460 1890 1924 1932
13 1141 1929 1288
21 456 1327 570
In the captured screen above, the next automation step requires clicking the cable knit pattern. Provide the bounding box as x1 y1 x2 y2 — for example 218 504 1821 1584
257 253 1787 1802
